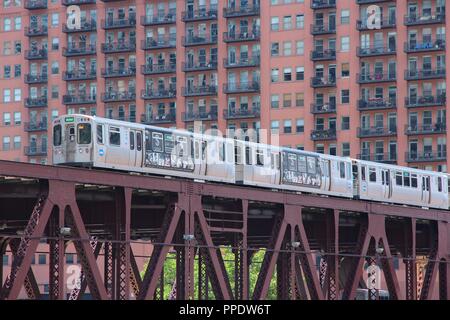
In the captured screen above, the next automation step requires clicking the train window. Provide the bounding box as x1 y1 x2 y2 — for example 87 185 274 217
219 142 225 162
151 132 163 152
396 172 403 186
381 171 385 185
288 154 297 171
411 174 418 188
339 162 346 179
438 177 442 192
176 136 187 158
361 166 366 181
129 132 135 150
369 167 376 182
403 172 410 187
109 127 121 146
307 157 316 174
202 141 207 160
245 145 252 165
346 163 352 180
256 149 264 166
164 134 174 154
96 125 103 144
298 155 307 172
53 124 61 146
77 123 91 145
426 177 430 191
385 171 390 186
136 132 142 151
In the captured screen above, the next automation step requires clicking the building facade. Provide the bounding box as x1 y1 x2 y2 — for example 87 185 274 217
0 0 448 172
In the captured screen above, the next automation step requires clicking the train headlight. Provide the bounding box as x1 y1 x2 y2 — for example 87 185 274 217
78 148 83 153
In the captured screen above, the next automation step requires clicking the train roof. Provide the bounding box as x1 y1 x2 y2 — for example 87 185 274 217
352 158 448 177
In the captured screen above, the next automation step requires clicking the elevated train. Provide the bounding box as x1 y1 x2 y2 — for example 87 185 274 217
52 114 449 210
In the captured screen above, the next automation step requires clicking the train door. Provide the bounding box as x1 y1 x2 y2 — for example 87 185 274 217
321 159 331 191
235 140 244 184
359 164 368 198
128 129 143 167
381 169 391 199
270 151 280 185
193 138 206 176
421 175 431 204
65 123 76 162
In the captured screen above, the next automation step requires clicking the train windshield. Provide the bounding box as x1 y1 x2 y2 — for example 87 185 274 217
53 124 62 146
77 123 92 144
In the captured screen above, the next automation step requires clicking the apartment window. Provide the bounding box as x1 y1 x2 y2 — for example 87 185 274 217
296 93 304 107
14 41 21 54
2 255 7 266
271 42 279 56
296 67 304 80
341 90 350 104
13 88 21 101
316 145 325 154
341 36 350 52
51 109 59 120
341 63 350 77
14 16 21 30
14 64 20 77
296 119 304 133
271 95 279 108
13 112 20 125
3 41 11 55
3 89 11 102
341 10 350 24
296 144 304 150
283 94 291 107
271 68 279 82
51 61 59 74
283 68 292 81
38 254 46 264
341 117 350 130
284 120 292 133
2 136 10 151
283 41 292 55
66 254 75 264
271 17 279 31
296 41 304 55
271 120 279 133
13 136 20 149
51 13 59 27
52 37 59 51
296 14 304 29
342 143 350 156
283 16 292 30
3 113 10 125
3 18 11 31
51 86 59 99
4 65 10 78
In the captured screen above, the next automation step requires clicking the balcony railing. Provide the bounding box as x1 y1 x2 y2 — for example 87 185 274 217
357 98 396 111
101 67 136 78
62 20 97 33
63 43 96 56
356 0 393 3
223 31 260 43
141 89 176 100
141 113 176 124
140 13 176 26
62 0 96 5
223 108 260 120
405 95 446 108
310 76 336 88
25 49 47 60
101 91 136 103
141 63 176 75
24 145 47 156
357 153 397 164
182 110 218 122
24 0 47 9
25 25 48 37
223 56 260 69
405 152 447 163
102 41 136 53
311 129 337 141
24 122 47 132
182 61 218 72
25 97 47 108
310 49 336 61
102 17 136 29
182 34 217 46
63 94 96 105
24 74 48 84
223 5 260 18
311 0 336 9
182 9 218 22
310 103 336 114
182 86 218 97
405 123 446 135
404 13 445 26
357 73 396 84
223 81 260 94
310 24 336 35
63 70 97 81
404 40 445 53
141 37 176 50
405 69 446 81
357 18 396 30
357 127 397 138
357 46 396 57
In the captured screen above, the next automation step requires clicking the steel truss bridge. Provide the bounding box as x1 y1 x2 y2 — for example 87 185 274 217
0 160 448 300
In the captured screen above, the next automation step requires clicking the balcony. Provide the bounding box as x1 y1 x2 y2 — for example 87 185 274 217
223 56 260 69
405 95 446 108
356 18 396 31
223 108 260 120
182 85 218 97
183 61 218 72
182 9 218 22
62 0 96 5
405 123 446 135
141 37 176 50
25 97 47 108
24 122 47 132
24 74 48 84
223 81 260 94
311 0 336 9
101 67 136 78
357 153 397 164
310 49 336 61
356 0 393 3
141 113 176 125
63 43 96 57
141 88 176 100
310 76 336 88
357 98 396 111
357 46 396 57
62 20 97 33
25 25 48 37
182 34 217 47
357 73 396 84
102 41 136 54
404 40 445 53
24 0 47 9
310 103 336 114
24 145 47 156
62 94 96 105
223 31 260 43
102 17 136 30
141 63 176 75
405 152 447 163
182 110 218 122
310 24 336 35
63 70 97 81
405 69 446 81
101 91 136 103
25 49 47 60
140 13 176 26
223 5 260 18
357 127 397 138
404 13 445 26
311 129 337 141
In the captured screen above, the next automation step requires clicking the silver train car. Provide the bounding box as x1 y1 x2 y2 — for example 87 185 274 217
52 114 449 210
